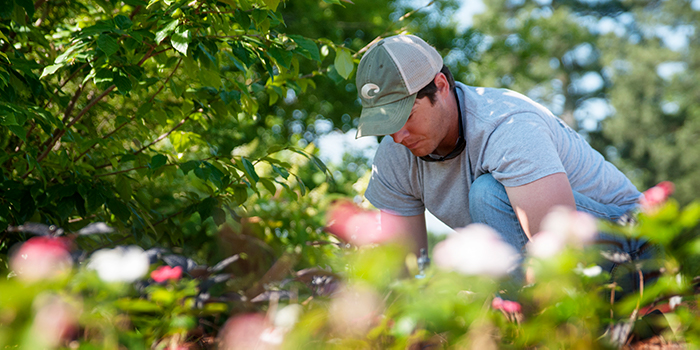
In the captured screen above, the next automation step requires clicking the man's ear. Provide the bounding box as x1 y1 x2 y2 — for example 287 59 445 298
434 72 449 95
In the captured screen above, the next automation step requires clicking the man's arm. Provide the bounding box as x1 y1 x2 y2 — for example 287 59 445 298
504 172 575 240
380 210 427 256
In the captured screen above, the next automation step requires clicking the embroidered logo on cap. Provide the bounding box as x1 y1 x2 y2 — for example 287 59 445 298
361 83 380 99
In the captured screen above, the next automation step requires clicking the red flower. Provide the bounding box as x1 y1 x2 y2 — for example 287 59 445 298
10 236 73 282
640 181 675 212
151 265 183 283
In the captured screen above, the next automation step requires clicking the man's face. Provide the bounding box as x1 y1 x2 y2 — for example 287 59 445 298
390 95 451 157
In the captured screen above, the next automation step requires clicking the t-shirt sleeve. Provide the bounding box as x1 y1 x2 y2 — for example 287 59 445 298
481 112 566 187
365 139 426 216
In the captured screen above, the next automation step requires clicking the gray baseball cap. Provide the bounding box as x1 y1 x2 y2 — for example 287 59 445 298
355 35 443 138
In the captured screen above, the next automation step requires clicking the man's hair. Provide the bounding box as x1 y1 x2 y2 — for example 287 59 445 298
416 65 455 105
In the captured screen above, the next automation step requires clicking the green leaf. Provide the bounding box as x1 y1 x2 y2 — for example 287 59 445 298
15 0 33 19
198 197 217 220
233 185 248 205
311 155 328 174
87 190 105 212
268 46 293 69
113 71 132 94
156 20 179 44
116 176 133 200
40 64 62 79
295 174 306 196
94 68 113 88
169 78 185 97
8 125 27 142
2 114 18 125
334 47 354 79
259 178 277 194
179 160 198 174
289 35 321 62
114 15 133 30
171 27 190 55
116 298 161 312
212 207 226 225
271 164 289 179
97 35 119 57
108 198 131 222
263 0 280 11
200 69 221 89
240 157 259 183
149 154 168 169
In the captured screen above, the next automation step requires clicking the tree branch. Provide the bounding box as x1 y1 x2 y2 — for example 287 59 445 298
134 110 197 155
33 84 115 165
94 108 199 170
28 45 168 173
95 165 149 178
74 57 184 163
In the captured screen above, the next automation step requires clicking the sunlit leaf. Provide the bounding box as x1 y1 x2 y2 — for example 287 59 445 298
155 20 179 44
334 47 354 79
171 27 190 55
40 64 62 79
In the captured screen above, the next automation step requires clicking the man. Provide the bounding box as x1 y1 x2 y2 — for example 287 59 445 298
355 34 648 274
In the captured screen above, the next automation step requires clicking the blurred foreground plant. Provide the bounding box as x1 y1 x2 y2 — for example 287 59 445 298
2 182 700 349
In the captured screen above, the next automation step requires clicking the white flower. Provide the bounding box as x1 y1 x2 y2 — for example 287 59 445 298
528 230 567 258
88 246 149 282
433 224 520 278
274 304 302 329
669 296 683 310
540 207 597 244
574 263 603 277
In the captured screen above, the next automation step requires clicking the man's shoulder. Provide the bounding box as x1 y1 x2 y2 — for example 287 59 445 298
457 83 551 119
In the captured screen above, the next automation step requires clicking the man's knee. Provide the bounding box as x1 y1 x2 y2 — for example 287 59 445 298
469 173 509 219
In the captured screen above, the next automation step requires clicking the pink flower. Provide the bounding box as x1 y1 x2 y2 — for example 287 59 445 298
10 236 73 282
329 284 383 337
491 297 503 310
640 181 675 212
30 293 80 348
491 297 522 313
151 265 183 283
528 207 599 258
218 313 277 350
325 200 404 246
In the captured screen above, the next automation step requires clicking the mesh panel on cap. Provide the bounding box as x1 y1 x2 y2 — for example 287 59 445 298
383 36 443 94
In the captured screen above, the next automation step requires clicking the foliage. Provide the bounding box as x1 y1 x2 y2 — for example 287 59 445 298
0 0 362 259
2 194 700 348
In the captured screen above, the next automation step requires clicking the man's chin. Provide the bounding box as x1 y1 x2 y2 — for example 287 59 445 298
409 148 431 157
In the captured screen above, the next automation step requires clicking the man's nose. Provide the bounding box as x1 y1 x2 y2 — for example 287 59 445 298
391 127 409 144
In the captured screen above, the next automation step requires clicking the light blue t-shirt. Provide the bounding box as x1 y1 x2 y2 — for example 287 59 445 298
365 83 641 229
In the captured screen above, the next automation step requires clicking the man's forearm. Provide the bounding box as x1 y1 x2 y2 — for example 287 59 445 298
381 211 428 256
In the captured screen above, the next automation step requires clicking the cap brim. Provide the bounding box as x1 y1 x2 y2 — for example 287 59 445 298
355 94 417 138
